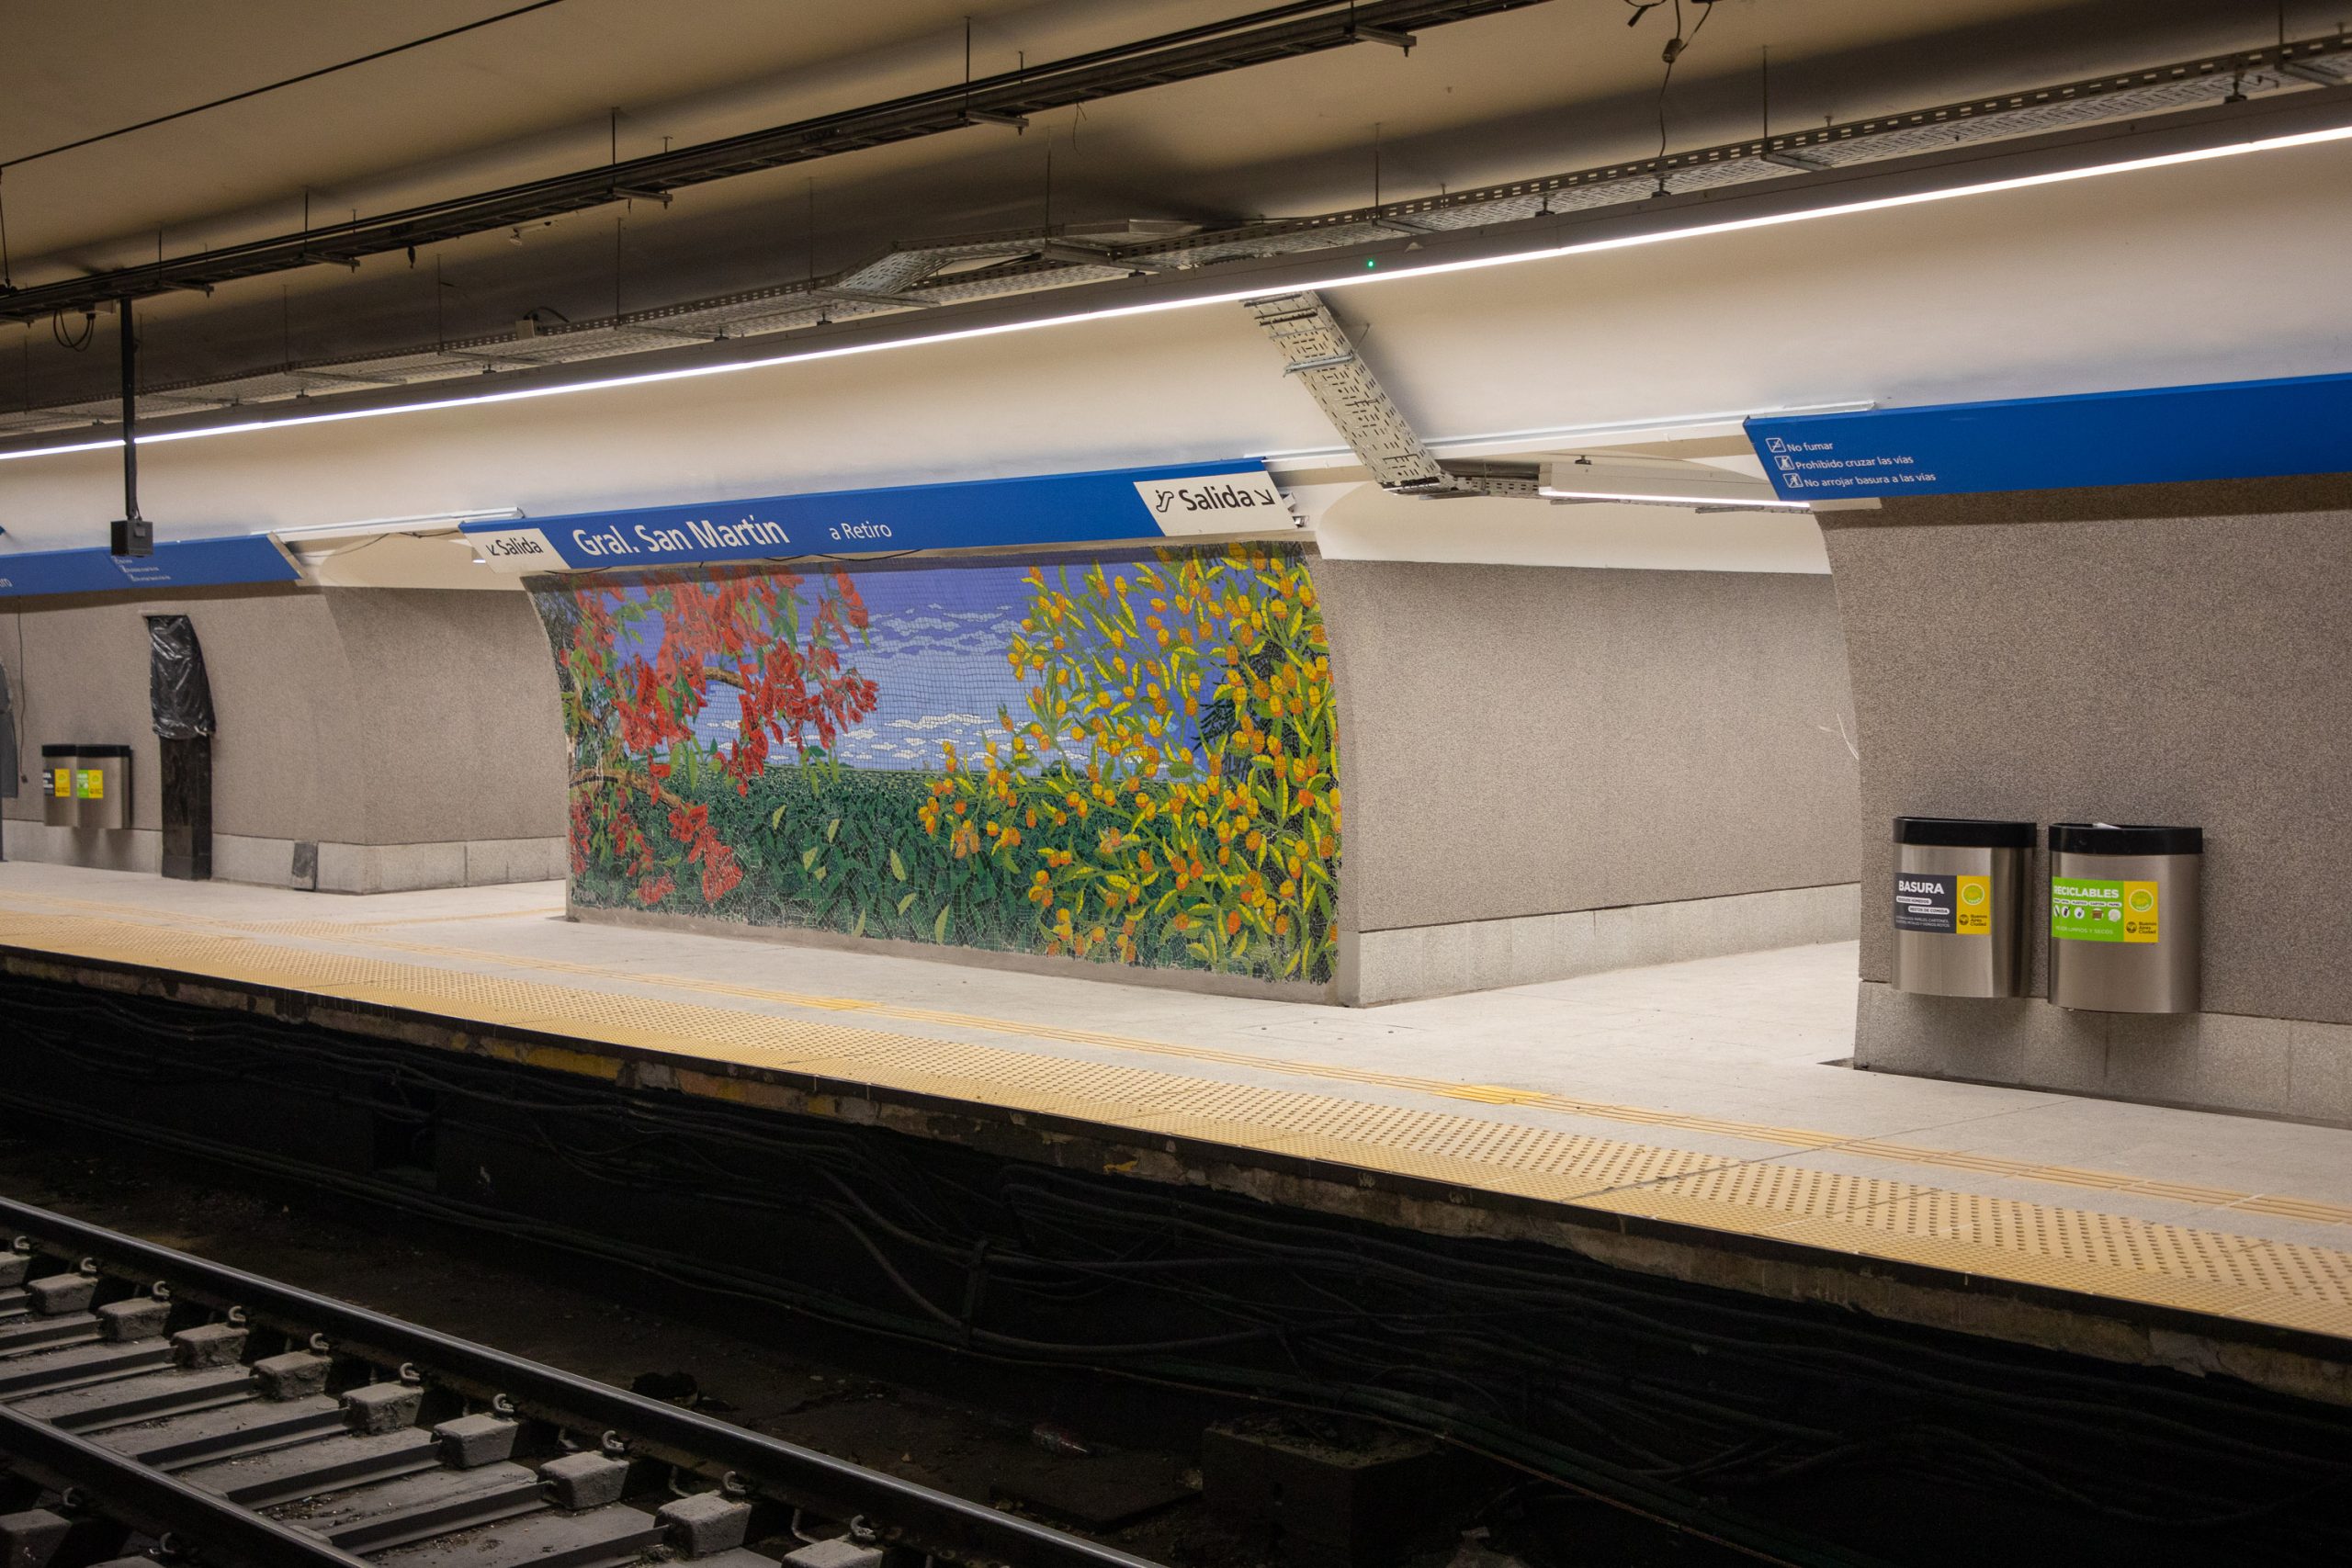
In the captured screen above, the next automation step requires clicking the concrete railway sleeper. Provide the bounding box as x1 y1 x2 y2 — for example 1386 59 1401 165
0 1198 1154 1568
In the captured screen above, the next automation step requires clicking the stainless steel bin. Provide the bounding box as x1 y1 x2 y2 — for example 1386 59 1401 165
1892 817 2033 998
2047 822 2201 1014
74 745 132 831
40 744 79 829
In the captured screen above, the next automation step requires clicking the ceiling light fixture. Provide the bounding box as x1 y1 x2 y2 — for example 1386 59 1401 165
3 109 2347 469
272 505 526 541
1254 400 1876 465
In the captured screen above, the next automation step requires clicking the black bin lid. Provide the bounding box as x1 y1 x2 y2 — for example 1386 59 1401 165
2049 821 2201 856
74 744 134 760
40 743 80 758
1894 816 2036 849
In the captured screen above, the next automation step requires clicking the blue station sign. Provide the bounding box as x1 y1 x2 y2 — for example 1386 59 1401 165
0 534 301 601
459 459 1295 574
1747 369 2352 500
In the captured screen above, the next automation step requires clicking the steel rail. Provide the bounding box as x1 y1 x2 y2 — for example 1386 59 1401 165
0 1404 380 1568
0 0 1549 323
0 1196 1160 1568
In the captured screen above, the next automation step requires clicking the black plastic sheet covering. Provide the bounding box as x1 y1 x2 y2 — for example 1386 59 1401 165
146 615 216 739
0 654 17 799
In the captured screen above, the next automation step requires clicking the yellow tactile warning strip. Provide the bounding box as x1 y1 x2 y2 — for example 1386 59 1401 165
6 891 2352 1340
11 887 2346 1233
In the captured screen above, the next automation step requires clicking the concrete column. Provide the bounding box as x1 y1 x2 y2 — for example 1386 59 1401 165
0 587 566 891
1826 476 2352 1121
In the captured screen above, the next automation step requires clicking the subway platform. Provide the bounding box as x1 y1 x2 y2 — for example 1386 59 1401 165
4 860 2349 1407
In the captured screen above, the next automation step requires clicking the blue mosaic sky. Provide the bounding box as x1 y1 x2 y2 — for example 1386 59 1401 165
593 552 1281 773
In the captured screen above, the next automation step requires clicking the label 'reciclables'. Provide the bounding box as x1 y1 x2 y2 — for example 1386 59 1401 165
2052 877 2158 943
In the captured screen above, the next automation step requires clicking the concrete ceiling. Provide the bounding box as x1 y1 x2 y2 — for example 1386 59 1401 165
0 0 2316 403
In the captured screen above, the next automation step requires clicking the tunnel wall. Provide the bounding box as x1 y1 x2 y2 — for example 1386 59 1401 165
1318 559 1860 1004
1 587 565 891
537 544 1345 998
7 135 2350 559
526 544 1858 1004
1829 477 2352 1122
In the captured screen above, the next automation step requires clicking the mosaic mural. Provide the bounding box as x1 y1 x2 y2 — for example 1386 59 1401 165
535 543 1340 984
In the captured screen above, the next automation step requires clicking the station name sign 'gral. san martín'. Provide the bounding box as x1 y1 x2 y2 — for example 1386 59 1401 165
461 461 1295 574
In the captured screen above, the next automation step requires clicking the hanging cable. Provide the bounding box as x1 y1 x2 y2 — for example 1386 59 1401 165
0 0 579 173
1642 0 1722 176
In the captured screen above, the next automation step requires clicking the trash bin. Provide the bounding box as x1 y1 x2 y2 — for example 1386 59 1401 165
1892 817 2034 998
41 744 79 829
74 745 132 831
2047 822 2201 1014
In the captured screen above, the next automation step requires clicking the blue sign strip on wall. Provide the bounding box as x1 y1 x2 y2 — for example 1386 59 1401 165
0 534 301 601
1747 370 2352 500
459 459 1294 574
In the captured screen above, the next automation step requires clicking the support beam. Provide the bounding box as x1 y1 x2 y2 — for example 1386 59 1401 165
110 301 151 558
0 0 1555 322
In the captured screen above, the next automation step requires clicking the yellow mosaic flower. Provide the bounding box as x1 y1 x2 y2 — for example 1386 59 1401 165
936 545 1340 981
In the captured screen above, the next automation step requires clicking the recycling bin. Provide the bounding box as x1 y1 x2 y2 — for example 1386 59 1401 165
74 745 132 831
1891 817 2034 998
2047 822 2201 1014
41 744 79 828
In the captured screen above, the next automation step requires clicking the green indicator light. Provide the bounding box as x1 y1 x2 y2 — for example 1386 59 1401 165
1365 258 1378 268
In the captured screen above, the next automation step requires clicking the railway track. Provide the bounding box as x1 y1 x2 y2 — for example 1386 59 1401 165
0 1197 1155 1568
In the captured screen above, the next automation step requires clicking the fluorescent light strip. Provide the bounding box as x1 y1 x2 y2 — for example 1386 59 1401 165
1538 487 1814 511
5 119 2349 468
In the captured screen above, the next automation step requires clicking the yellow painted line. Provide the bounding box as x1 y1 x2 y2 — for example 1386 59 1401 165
2239 1194 2352 1224
6 900 2352 1341
8 886 2352 1235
